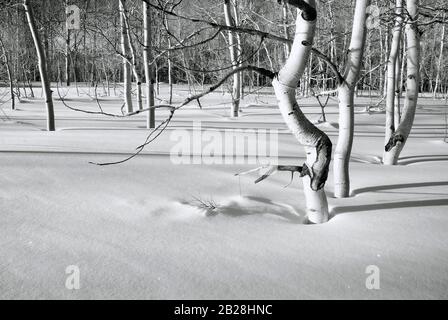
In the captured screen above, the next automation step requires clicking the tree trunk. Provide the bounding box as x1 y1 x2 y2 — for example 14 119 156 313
282 0 292 61
394 41 402 129
334 0 369 198
165 15 173 104
433 14 445 98
65 0 70 86
383 0 420 165
23 0 55 131
273 0 331 224
122 2 143 111
143 1 155 129
0 37 15 110
119 0 133 113
223 0 241 117
383 0 403 163
233 1 244 101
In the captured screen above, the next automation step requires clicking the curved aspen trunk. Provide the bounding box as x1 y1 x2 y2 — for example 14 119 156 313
333 0 369 198
383 0 420 165
119 0 133 113
383 0 403 163
143 1 155 129
273 0 331 224
23 0 55 131
223 0 241 117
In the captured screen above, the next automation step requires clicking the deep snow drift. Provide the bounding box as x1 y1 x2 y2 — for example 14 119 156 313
1 84 447 299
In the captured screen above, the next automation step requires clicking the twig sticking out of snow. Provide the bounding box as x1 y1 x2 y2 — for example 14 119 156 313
190 196 220 216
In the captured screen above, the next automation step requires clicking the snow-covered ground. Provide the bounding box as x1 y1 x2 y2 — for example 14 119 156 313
1 84 447 299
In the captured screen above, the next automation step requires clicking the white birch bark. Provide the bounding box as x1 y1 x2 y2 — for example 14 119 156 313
273 0 331 224
383 0 420 165
119 0 133 113
122 5 143 111
233 1 244 100
433 14 445 98
383 0 403 163
23 0 55 131
143 1 155 129
65 0 70 86
282 0 292 61
0 37 15 110
223 0 241 117
165 15 173 104
333 0 369 198
394 41 402 129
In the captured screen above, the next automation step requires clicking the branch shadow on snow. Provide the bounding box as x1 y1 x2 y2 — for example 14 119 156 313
186 195 304 224
221 196 303 223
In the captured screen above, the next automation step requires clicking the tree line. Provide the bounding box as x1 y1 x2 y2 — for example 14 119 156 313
0 0 446 223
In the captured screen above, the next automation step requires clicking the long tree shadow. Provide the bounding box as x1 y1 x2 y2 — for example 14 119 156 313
332 198 448 215
352 181 448 196
399 154 448 160
398 155 448 165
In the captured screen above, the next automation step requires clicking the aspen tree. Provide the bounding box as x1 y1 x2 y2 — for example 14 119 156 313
143 0 155 128
383 0 420 165
273 0 332 223
119 0 133 113
23 0 55 131
333 0 369 198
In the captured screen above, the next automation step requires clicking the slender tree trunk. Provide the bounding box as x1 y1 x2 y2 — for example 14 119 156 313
143 1 155 128
399 33 406 99
328 1 337 89
65 0 70 86
233 1 244 101
282 0 292 61
165 15 173 104
42 0 50 79
433 14 445 98
23 0 55 131
0 37 15 110
273 0 331 224
334 0 369 198
379 19 384 96
383 24 389 97
119 0 133 113
223 0 241 117
122 3 143 110
167 40 173 104
383 0 403 163
394 41 402 129
383 0 420 165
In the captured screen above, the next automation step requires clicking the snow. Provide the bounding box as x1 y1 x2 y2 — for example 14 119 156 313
1 84 447 299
